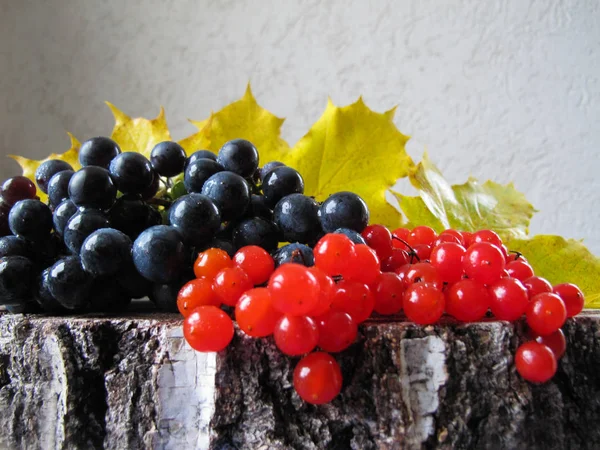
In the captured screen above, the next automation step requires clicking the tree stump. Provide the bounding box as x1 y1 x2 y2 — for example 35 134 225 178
0 310 598 449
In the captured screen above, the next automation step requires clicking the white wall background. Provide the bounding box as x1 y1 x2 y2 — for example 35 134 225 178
1 0 599 253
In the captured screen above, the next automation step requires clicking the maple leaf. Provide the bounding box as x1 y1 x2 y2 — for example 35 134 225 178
178 116 212 155
107 103 171 158
506 235 600 307
9 132 81 203
392 154 536 240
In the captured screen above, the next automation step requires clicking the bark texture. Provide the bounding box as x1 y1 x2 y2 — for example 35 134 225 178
0 311 599 450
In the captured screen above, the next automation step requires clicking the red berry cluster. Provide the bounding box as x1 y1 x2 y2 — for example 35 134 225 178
180 225 585 405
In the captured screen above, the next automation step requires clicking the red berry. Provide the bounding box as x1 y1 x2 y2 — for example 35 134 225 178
526 293 567 336
361 224 393 261
403 283 445 325
463 242 505 285
403 262 442 290
506 260 534 282
194 248 233 280
316 310 358 352
373 272 405 315
445 279 490 322
460 231 474 247
268 264 320 316
306 267 335 317
213 266 253 307
515 341 557 383
433 233 462 247
413 244 432 261
523 276 553 299
274 315 319 356
533 328 567 359
472 229 503 247
183 306 234 352
177 278 221 317
407 226 437 247
346 244 381 286
331 279 375 324
235 288 281 337
430 242 466 283
293 352 343 404
553 283 585 318
381 249 411 273
489 278 529 321
233 245 275 285
440 229 465 246
391 227 410 249
313 233 357 276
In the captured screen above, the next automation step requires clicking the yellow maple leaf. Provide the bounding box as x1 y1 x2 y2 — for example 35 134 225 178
285 98 413 227
506 235 600 308
107 102 171 158
9 132 81 203
177 117 213 155
392 154 536 240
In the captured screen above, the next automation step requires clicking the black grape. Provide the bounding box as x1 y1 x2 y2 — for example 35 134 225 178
88 277 132 312
187 150 217 167
68 166 117 210
79 136 121 169
37 268 67 313
168 194 221 246
47 170 75 207
53 199 78 236
80 228 132 277
47 256 93 310
245 194 273 220
0 256 35 306
8 199 53 242
260 161 285 180
201 171 251 221
0 236 33 259
63 209 111 254
273 194 321 244
115 265 153 300
150 275 193 312
150 141 187 177
232 217 280 252
109 152 154 194
318 191 369 233
184 158 224 193
272 243 315 267
132 225 186 284
141 171 160 201
35 160 73 194
196 238 236 258
216 139 259 178
109 195 162 240
333 227 367 245
0 176 37 206
261 166 304 208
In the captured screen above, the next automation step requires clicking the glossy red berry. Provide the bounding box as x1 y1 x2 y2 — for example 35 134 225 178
526 293 567 336
403 262 442 290
361 224 393 261
445 279 490 322
522 276 553 299
346 244 381 286
373 272 404 315
472 229 502 247
268 263 320 316
381 249 411 273
313 233 357 276
331 280 375 324
315 310 358 352
233 245 275 285
553 283 585 318
489 278 529 321
183 306 234 352
440 229 465 246
403 283 445 325
293 352 343 404
407 225 437 247
235 288 281 337
274 315 319 356
532 328 567 360
463 242 505 285
177 278 221 317
430 242 466 283
505 259 534 282
515 342 557 383
213 266 253 307
306 267 335 317
391 227 410 249
194 248 233 280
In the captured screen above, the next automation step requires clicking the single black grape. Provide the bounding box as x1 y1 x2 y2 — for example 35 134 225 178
63 209 111 254
141 171 160 200
0 203 10 237
116 265 153 299
47 170 75 207
149 275 193 312
109 152 154 194
0 256 35 306
0 236 33 259
187 150 217 168
80 228 132 277
68 166 117 210
183 158 225 193
196 238 236 258
36 268 67 313
53 199 78 236
9 199 53 242
333 227 367 245
216 139 259 178
109 195 162 240
88 277 132 312
0 176 37 206
47 256 92 310
79 136 121 169
150 141 187 177
35 233 67 271
272 243 315 267
319 191 369 233
232 217 280 252
245 194 273 220
168 194 221 246
260 161 285 180
273 194 321 244
35 160 74 194
132 225 186 284
201 171 251 221
262 166 304 208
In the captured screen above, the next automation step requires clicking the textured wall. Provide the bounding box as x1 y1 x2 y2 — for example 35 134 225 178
0 0 599 253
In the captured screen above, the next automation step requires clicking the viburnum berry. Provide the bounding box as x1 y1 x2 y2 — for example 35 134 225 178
445 279 490 322
553 283 585 318
532 328 567 360
293 352 343 404
439 229 465 246
346 244 381 286
526 293 567 336
183 306 234 352
315 310 358 352
391 227 410 249
373 272 404 315
331 279 375 324
522 276 553 299
194 248 233 280
515 341 557 383
430 242 466 283
403 262 442 290
177 278 221 317
460 231 474 247
233 245 275 285
472 229 503 248
433 233 462 247
273 315 319 356
412 244 432 261
235 288 281 337
306 267 335 317
505 259 534 282
381 249 411 273
361 224 393 261
313 233 357 277
213 266 253 307
268 263 320 316
463 242 505 285
407 225 437 247
403 283 445 325
489 278 529 321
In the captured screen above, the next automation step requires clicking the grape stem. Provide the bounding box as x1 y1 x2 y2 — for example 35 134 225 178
147 197 172 208
391 236 420 263
508 250 525 261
